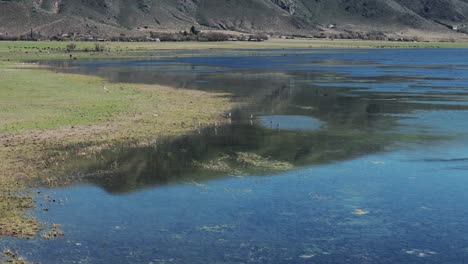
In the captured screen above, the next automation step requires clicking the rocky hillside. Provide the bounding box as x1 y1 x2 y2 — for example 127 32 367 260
2 0 468 40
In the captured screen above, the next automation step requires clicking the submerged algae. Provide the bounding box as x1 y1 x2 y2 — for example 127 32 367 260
193 152 293 175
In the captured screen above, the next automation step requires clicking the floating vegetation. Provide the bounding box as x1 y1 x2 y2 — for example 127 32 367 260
41 224 64 240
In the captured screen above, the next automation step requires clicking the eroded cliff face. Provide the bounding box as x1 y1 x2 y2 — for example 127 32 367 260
2 0 468 38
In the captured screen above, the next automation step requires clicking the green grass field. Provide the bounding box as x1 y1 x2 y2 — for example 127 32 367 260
1 39 468 61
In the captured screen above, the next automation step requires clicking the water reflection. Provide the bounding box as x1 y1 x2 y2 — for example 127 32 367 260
67 120 393 193
43 49 468 193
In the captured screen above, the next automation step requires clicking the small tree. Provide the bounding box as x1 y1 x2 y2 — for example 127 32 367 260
190 25 200 35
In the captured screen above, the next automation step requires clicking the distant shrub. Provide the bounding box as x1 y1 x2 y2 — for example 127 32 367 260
198 32 233 41
94 43 107 52
66 43 77 52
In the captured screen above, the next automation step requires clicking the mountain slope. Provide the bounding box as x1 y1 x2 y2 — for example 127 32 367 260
1 0 468 40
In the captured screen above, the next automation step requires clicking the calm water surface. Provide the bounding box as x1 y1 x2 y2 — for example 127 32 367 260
4 49 468 263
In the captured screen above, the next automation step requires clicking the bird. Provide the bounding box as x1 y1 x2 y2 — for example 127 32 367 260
103 85 109 92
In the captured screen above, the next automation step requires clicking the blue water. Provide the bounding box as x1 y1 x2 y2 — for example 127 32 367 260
9 141 468 263
258 115 323 131
8 49 468 263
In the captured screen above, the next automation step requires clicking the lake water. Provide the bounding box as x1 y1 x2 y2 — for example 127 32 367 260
4 49 468 263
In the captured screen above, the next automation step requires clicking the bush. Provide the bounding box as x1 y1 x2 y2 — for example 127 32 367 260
198 32 233 41
94 43 107 52
66 43 77 52
190 26 200 35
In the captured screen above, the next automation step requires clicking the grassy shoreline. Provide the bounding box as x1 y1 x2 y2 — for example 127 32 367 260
0 53 233 243
2 38 468 61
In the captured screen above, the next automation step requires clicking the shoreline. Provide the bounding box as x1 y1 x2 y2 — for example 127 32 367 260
2 38 468 62
0 58 234 243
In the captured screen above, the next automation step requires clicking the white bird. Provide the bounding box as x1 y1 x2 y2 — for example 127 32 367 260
103 85 109 92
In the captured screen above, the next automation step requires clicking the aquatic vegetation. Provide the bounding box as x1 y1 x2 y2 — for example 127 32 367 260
235 152 294 172
192 154 237 173
0 250 28 264
0 185 38 239
41 224 64 240
192 152 294 175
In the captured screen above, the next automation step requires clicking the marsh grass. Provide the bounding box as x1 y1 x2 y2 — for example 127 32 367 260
0 192 38 238
192 152 294 175
0 250 28 264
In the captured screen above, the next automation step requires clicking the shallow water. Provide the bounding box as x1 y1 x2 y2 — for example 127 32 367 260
6 49 468 263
